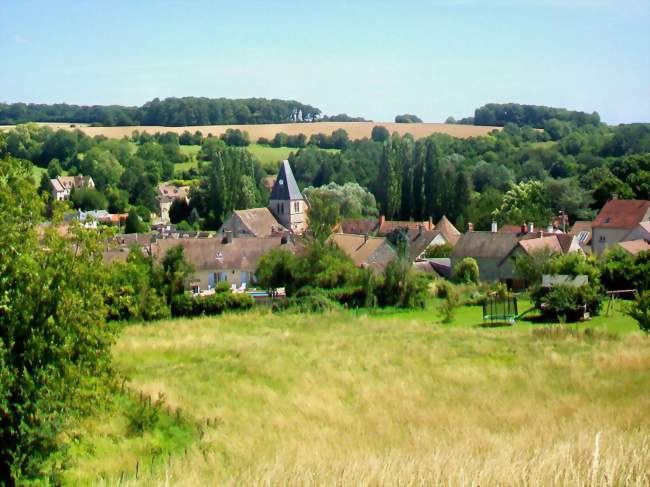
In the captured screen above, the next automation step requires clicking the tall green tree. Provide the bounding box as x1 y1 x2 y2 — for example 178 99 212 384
0 156 114 483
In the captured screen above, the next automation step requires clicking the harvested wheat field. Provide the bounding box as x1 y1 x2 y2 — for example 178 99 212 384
63 308 650 486
3 121 500 140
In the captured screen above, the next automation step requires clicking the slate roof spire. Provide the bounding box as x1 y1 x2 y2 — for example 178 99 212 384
270 160 303 201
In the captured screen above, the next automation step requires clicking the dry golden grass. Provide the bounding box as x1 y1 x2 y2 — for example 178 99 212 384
3 121 500 140
71 310 650 486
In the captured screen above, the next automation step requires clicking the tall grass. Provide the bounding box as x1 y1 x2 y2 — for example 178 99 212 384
67 310 649 485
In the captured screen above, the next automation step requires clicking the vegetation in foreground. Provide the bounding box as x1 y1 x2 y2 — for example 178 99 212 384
62 306 649 486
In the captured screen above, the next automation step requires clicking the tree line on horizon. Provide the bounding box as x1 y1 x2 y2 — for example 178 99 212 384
1 97 606 129
0 97 323 127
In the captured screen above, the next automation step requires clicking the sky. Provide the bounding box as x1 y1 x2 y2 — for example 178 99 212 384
1 0 649 124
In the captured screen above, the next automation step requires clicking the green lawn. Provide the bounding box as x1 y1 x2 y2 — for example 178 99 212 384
367 298 639 335
62 303 649 485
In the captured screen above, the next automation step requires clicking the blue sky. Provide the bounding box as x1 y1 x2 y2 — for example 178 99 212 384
1 0 649 124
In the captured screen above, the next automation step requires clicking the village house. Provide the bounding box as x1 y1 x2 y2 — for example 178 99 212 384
451 223 582 283
220 160 308 237
219 208 286 238
617 239 650 256
50 175 95 201
157 183 190 224
433 215 462 246
592 199 650 255
404 227 441 262
569 220 593 248
150 233 296 292
336 214 460 248
375 215 435 236
327 233 396 272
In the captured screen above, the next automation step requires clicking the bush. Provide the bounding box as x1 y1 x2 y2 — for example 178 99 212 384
171 291 254 317
273 288 341 313
325 286 370 308
536 284 602 322
126 393 165 435
453 257 480 284
440 288 460 323
378 259 428 308
626 291 650 333
424 243 453 258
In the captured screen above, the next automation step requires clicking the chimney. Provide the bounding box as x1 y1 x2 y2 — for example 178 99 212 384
224 230 233 244
521 223 527 234
528 222 534 234
418 224 423 237
612 193 618 200
379 215 385 227
538 231 543 238
467 222 474 232
428 217 433 230
491 221 498 233
364 233 369 243
547 223 554 233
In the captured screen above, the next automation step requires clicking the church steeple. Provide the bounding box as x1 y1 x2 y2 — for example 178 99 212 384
269 160 307 233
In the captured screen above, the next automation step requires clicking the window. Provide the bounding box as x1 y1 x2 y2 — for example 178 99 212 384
294 201 299 213
599 235 606 242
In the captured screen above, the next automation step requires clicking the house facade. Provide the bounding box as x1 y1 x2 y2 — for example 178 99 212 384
50 175 95 201
157 183 189 224
150 234 296 292
592 199 650 255
451 231 582 283
327 233 396 272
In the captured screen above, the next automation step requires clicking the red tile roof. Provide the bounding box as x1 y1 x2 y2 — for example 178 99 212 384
618 239 650 256
593 200 650 230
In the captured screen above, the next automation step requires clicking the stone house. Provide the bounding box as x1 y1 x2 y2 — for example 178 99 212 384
50 175 95 201
157 183 189 224
592 199 650 255
327 233 396 272
150 234 296 292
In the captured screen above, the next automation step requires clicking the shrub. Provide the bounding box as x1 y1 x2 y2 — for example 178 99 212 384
378 259 428 308
171 291 253 317
325 286 369 308
626 291 650 333
424 242 454 258
453 257 480 284
126 393 165 435
273 288 341 313
536 284 602 322
440 288 460 323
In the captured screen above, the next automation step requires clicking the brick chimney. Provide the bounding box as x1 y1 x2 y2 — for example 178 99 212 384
427 217 433 230
379 215 385 227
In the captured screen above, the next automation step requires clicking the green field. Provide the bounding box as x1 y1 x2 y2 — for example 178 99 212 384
63 302 649 485
175 144 339 177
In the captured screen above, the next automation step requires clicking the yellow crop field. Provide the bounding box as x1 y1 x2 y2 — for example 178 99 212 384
1 121 500 140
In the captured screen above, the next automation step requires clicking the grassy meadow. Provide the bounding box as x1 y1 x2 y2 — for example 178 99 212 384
175 143 339 176
63 302 649 486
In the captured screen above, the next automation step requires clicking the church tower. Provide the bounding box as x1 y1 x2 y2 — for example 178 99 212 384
269 160 307 233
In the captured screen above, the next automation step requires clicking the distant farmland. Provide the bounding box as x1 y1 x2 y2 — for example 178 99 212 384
1 121 500 140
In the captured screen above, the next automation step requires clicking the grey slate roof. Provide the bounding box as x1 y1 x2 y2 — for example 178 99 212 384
451 232 520 260
270 160 303 201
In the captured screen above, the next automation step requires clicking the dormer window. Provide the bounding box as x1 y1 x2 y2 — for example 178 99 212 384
279 179 284 185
